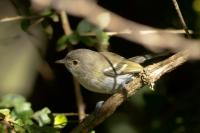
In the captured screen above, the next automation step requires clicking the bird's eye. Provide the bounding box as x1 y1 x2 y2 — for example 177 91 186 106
72 60 79 65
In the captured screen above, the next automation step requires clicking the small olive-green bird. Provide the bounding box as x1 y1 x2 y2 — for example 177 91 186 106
56 49 149 94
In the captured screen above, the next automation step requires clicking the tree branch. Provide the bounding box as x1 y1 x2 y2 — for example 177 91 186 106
171 0 191 38
70 49 189 133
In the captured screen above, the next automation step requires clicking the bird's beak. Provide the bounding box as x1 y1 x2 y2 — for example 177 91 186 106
55 59 65 64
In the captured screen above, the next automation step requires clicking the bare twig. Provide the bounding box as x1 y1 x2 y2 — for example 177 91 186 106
79 29 193 36
59 11 86 122
53 112 88 117
139 29 193 35
0 15 41 22
60 11 72 34
53 112 79 116
73 79 86 121
70 49 189 133
29 18 45 28
171 0 191 38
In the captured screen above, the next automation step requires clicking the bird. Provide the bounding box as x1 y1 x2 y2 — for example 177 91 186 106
56 49 144 94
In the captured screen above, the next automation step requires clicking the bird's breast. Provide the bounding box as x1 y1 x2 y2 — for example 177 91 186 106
77 73 134 94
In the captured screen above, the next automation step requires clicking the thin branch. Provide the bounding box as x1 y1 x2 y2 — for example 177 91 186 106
60 11 86 122
70 49 189 133
73 78 86 121
171 0 191 38
139 29 193 35
79 30 132 36
79 29 193 36
0 15 42 22
53 112 88 117
29 18 45 28
53 112 79 116
60 11 72 34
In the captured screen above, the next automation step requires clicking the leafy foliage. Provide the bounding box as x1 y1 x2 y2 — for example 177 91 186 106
0 94 67 133
56 20 110 51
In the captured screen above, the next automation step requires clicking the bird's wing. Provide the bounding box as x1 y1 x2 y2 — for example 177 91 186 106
128 56 150 64
100 52 143 77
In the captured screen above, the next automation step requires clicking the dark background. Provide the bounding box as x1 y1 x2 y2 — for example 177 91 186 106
29 0 200 132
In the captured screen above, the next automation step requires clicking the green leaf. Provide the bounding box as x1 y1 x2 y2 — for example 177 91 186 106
44 25 54 39
57 35 69 51
96 31 110 50
0 109 29 132
0 94 33 125
0 94 26 108
79 36 97 47
13 122 26 133
0 95 65 132
77 20 99 47
76 20 111 48
54 114 67 128
40 8 54 17
11 110 33 125
57 33 79 51
33 107 52 127
15 102 32 113
96 31 110 45
77 20 100 34
68 33 79 45
50 14 59 22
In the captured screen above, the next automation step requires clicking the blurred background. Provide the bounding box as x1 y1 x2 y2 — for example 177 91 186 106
1 0 200 132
